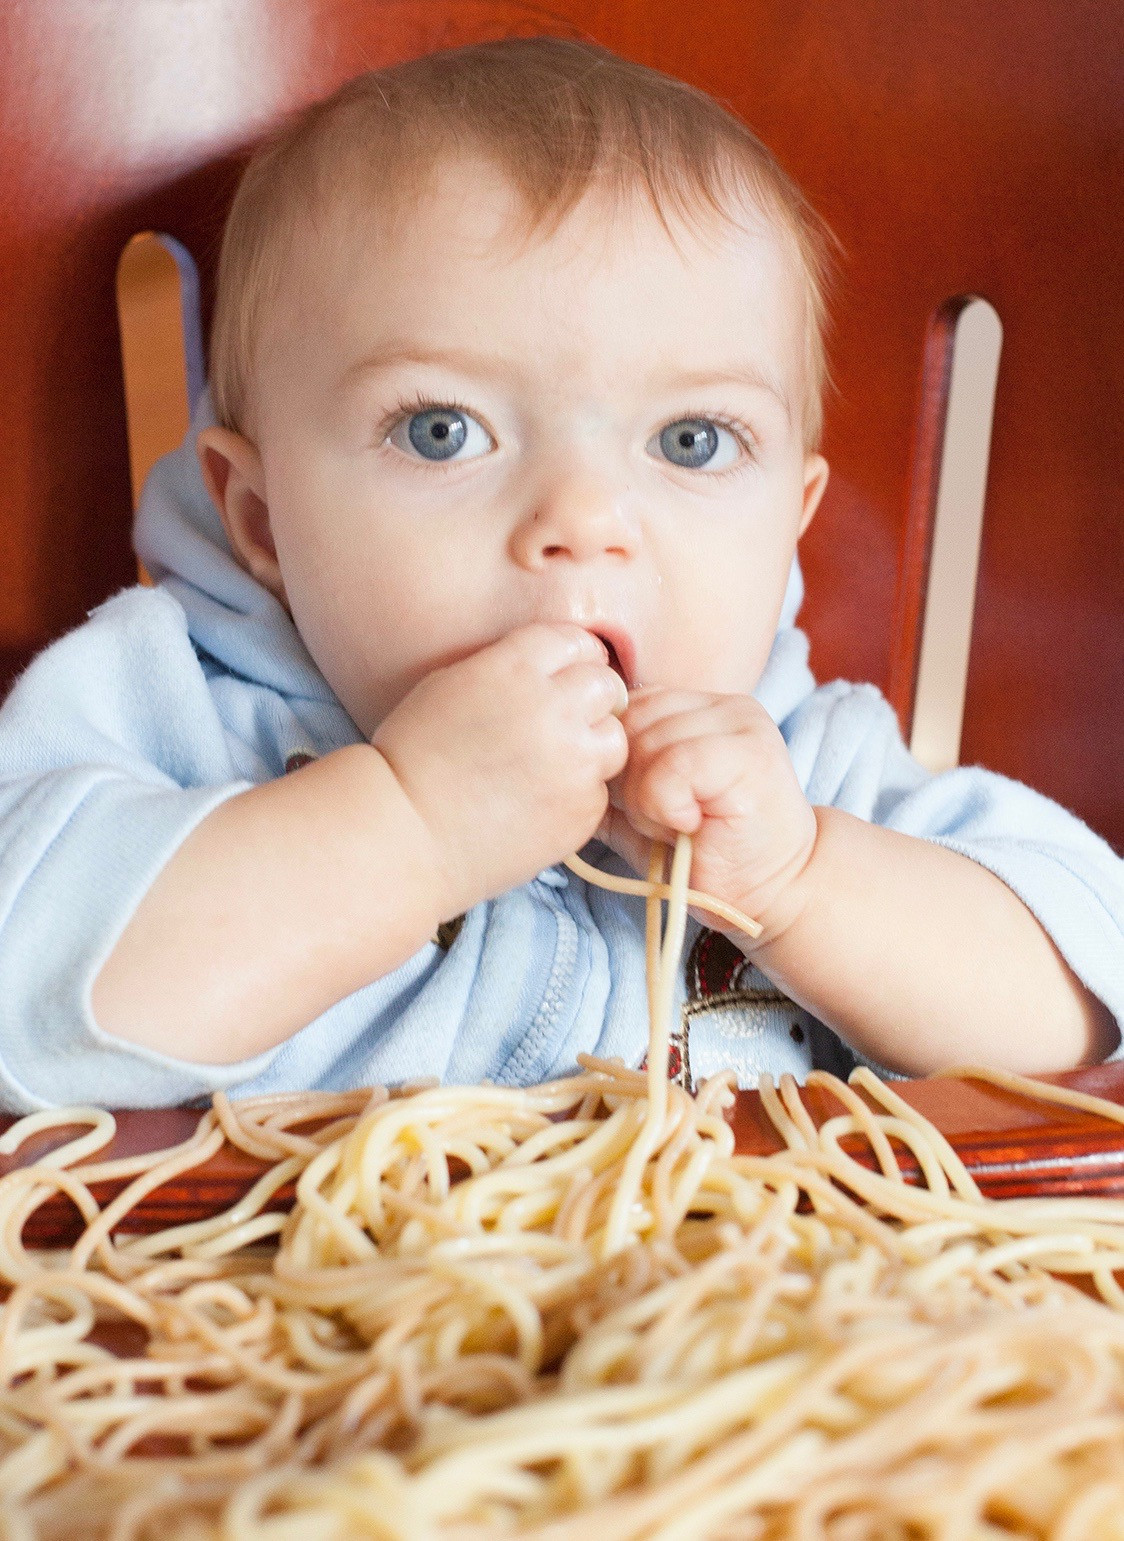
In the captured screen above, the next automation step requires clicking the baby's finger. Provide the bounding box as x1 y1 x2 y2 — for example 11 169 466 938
608 796 689 845
620 687 717 737
630 735 754 830
556 661 630 724
596 803 659 876
588 714 630 781
635 762 704 834
629 696 767 759
500 622 609 679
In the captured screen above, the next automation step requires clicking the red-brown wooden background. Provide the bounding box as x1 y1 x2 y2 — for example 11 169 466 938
1 0 1121 849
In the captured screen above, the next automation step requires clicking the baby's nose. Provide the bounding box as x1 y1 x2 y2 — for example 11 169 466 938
509 471 640 568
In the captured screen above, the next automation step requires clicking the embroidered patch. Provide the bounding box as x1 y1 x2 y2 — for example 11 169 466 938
639 1030 690 1089
677 929 809 1090
689 927 752 999
685 928 793 1017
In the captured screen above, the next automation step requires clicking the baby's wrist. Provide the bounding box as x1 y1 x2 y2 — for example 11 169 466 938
364 743 478 925
735 809 825 956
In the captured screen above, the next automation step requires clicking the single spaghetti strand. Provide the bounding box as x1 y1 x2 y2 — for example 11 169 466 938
935 1062 1124 1129
0 1108 117 1170
563 852 762 939
644 842 664 1069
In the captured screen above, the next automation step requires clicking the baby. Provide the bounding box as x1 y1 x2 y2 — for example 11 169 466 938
0 37 1121 1112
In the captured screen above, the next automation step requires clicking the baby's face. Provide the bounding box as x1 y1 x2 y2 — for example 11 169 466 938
220 157 827 737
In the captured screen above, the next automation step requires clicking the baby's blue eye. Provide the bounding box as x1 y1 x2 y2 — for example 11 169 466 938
390 406 493 462
651 418 740 472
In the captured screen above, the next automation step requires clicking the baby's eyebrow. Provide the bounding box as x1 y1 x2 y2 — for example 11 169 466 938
655 365 792 423
341 342 515 389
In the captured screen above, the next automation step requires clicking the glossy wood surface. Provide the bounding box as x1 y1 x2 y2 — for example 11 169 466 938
4 1064 1124 1248
0 1 1121 847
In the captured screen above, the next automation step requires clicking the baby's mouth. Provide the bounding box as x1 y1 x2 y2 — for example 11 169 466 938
590 629 636 691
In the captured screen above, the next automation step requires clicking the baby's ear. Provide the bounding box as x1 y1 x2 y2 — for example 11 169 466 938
196 427 287 606
798 453 829 538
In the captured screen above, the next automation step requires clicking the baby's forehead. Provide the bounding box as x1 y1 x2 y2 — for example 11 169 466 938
302 154 806 311
253 153 815 440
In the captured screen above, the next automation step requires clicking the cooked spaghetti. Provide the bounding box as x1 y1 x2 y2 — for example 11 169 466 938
1 841 1123 1538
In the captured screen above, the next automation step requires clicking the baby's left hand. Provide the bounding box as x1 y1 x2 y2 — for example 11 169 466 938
598 689 818 949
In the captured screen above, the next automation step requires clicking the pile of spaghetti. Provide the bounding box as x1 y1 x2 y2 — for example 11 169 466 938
2 838 1124 1537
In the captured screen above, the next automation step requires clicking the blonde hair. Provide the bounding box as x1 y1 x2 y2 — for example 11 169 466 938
209 36 838 447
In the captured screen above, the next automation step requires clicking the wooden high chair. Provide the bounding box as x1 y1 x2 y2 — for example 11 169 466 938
0 2 1122 1220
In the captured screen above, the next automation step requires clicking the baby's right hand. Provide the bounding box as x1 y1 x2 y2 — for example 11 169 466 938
372 625 629 918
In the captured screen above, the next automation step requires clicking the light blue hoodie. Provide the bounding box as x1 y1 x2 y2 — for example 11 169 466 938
0 393 1120 1112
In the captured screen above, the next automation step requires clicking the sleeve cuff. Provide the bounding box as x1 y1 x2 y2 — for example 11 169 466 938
0 771 282 1110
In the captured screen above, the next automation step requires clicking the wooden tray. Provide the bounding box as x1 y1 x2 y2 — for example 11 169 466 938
3 1063 1124 1248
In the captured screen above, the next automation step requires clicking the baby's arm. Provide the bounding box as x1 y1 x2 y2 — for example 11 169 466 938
747 808 1117 1074
602 688 1120 1076
93 625 626 1063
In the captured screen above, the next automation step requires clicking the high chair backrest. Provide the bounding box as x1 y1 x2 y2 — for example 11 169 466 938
2 1 1121 850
